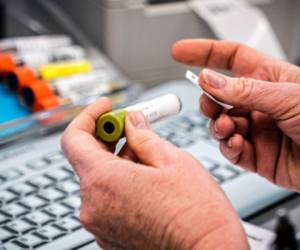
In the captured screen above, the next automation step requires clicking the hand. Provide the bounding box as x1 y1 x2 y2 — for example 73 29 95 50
172 39 300 192
61 98 248 250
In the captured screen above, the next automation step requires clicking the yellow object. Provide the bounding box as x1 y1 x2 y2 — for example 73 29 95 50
96 109 128 142
39 60 91 81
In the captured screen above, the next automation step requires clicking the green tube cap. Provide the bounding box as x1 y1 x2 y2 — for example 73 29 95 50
96 109 128 142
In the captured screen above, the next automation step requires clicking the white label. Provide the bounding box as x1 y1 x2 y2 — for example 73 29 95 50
186 70 234 109
125 94 182 123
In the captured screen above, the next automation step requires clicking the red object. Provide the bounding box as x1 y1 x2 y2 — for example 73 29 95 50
35 95 60 112
5 66 37 92
20 80 54 111
0 53 16 74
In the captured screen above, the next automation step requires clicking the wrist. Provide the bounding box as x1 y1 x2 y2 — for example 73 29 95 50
161 203 249 250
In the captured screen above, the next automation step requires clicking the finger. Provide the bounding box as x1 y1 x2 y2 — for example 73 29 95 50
199 69 300 122
219 134 244 161
96 238 124 250
172 39 267 77
235 139 256 173
68 97 112 134
61 98 118 177
200 94 222 119
231 117 249 137
125 112 178 167
118 143 138 162
213 114 236 140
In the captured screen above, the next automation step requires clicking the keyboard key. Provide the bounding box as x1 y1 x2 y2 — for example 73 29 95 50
212 174 224 184
62 195 81 210
0 242 26 250
27 176 54 188
39 188 66 201
14 233 45 248
36 225 65 240
55 217 81 232
0 190 17 205
2 203 28 217
0 227 15 242
171 137 193 148
57 180 79 194
200 159 218 171
26 158 49 170
0 212 10 225
44 204 72 218
9 183 36 196
44 151 65 163
0 177 5 186
6 219 34 234
24 211 53 226
20 196 47 210
0 169 23 181
212 167 237 180
45 168 71 182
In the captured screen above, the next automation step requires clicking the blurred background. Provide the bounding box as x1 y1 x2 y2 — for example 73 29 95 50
1 1 300 249
3 0 300 86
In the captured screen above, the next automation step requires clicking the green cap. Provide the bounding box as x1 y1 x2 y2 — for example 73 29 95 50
96 109 128 142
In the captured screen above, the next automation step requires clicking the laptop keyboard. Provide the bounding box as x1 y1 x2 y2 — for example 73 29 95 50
156 111 245 183
0 111 245 249
0 153 81 249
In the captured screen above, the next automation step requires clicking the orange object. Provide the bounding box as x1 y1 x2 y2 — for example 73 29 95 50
35 95 60 112
0 53 16 74
5 66 37 92
21 80 54 110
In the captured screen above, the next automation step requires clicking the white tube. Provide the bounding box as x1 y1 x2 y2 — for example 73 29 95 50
18 46 86 69
0 35 72 52
125 94 182 123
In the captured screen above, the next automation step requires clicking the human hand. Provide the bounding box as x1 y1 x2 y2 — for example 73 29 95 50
172 39 300 192
61 98 248 250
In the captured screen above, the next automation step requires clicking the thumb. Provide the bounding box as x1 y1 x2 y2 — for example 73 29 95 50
200 69 300 120
125 112 176 167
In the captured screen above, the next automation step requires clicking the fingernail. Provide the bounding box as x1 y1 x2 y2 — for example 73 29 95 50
214 120 219 133
227 138 233 148
203 69 226 89
128 112 148 129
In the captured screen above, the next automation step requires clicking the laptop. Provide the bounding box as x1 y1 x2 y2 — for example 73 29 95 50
0 80 290 249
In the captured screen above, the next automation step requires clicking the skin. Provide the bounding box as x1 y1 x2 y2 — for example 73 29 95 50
172 39 300 192
61 99 247 250
62 39 300 249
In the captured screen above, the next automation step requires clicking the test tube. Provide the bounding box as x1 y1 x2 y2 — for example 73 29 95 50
96 94 182 142
0 35 72 53
0 46 86 75
20 72 128 112
18 45 85 68
3 59 92 92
